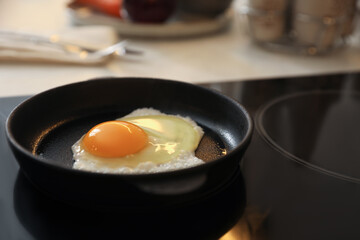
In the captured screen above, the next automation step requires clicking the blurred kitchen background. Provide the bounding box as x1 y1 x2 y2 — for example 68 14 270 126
0 0 359 97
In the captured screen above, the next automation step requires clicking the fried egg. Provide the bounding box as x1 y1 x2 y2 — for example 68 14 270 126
72 108 205 173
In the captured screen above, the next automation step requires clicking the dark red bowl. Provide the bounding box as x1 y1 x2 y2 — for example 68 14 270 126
179 0 234 17
6 77 252 210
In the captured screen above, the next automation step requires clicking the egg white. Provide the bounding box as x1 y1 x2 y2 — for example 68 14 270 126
72 108 205 174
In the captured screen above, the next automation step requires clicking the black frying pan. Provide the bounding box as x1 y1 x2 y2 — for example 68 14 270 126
6 77 252 210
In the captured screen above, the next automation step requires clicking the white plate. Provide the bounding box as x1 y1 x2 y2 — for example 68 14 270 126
66 5 234 38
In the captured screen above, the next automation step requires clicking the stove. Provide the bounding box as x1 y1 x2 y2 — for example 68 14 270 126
1 72 360 239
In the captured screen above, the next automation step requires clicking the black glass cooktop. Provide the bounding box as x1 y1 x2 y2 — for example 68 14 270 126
1 72 360 240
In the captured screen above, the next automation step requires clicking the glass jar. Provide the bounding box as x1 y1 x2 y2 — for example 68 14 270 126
243 0 358 55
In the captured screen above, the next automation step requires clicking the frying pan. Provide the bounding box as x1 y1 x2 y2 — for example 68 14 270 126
6 77 252 210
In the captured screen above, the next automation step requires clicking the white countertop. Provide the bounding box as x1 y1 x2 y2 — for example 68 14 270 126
0 0 360 97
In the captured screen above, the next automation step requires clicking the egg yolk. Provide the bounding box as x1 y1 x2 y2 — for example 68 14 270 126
82 121 148 158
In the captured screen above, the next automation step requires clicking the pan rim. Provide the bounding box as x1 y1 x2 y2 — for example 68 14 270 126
6 77 253 178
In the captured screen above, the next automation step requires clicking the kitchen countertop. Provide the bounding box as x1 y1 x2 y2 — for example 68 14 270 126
0 0 360 97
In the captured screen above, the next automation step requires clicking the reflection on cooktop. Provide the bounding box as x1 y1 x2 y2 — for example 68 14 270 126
14 169 246 240
203 72 360 240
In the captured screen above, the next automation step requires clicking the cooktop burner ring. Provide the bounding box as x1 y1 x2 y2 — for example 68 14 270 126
256 90 360 184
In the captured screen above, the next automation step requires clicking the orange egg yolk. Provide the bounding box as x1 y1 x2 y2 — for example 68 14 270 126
82 121 148 158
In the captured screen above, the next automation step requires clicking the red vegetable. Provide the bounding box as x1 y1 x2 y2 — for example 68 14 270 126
73 0 123 18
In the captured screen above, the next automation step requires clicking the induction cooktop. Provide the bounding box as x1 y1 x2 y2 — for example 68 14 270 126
1 72 360 240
